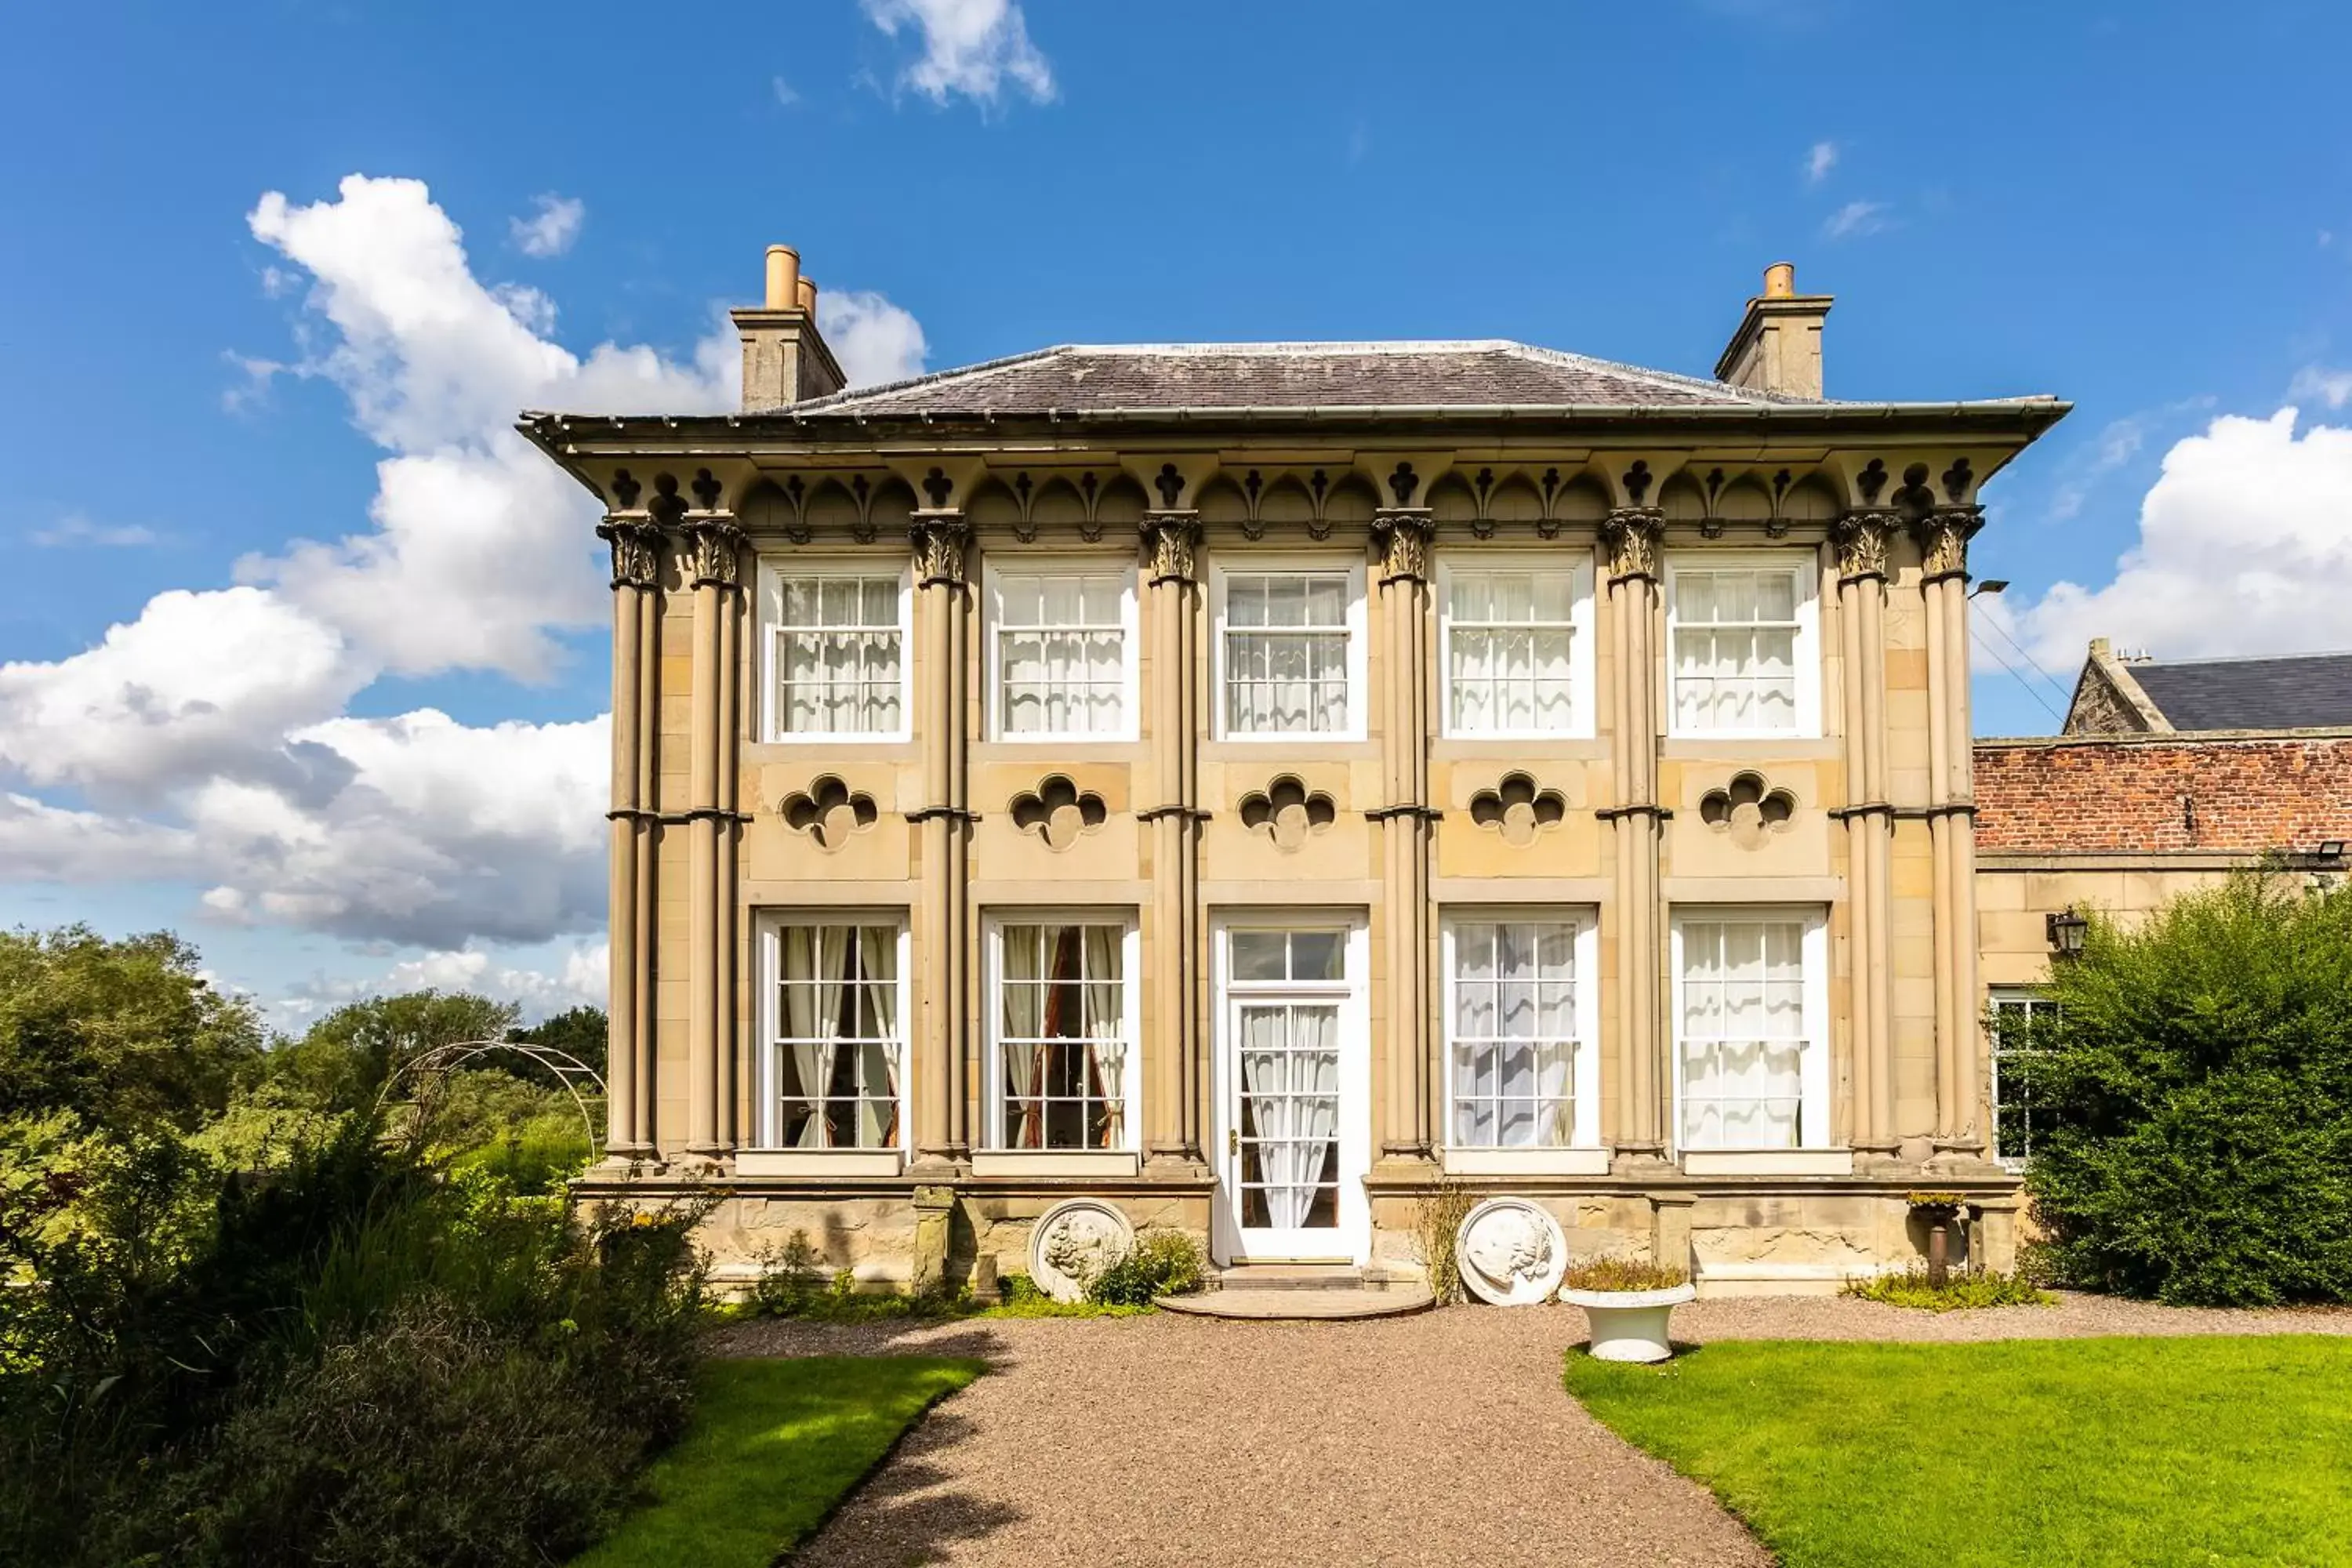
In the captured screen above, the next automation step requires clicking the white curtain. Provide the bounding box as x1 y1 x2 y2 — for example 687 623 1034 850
1001 926 1042 1148
793 929 848 1147
855 926 898 1149
779 929 824 1147
1242 1004 1339 1230
1000 575 1123 735
1681 921 1805 1149
1082 926 1123 1147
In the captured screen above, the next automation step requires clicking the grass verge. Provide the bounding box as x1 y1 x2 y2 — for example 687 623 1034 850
572 1355 983 1568
1565 1336 2352 1568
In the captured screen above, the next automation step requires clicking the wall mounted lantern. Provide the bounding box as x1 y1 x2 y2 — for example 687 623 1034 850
2045 907 2089 959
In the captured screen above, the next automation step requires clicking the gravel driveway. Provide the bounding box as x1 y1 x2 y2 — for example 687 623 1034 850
717 1293 2349 1567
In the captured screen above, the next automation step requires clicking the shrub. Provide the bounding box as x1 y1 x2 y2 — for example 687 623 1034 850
1841 1267 2053 1312
1560 1258 1689 1293
154 1296 642 1568
1084 1230 1206 1305
2024 873 2352 1305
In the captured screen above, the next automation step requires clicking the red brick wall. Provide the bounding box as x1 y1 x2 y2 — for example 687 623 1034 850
1975 735 2352 853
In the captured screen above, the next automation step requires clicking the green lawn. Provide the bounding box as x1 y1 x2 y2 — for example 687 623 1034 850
572 1356 985 1568
1565 1336 2352 1568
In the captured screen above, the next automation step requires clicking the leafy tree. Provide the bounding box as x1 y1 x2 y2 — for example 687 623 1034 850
2024 872 2352 1305
510 1004 607 1082
0 926 263 1134
264 990 519 1113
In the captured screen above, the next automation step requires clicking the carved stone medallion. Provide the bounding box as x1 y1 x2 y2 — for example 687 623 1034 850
1029 1198 1135 1303
1454 1197 1568 1307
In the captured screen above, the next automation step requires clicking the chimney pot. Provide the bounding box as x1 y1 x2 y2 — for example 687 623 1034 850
764 245 800 310
797 276 818 315
1763 261 1796 299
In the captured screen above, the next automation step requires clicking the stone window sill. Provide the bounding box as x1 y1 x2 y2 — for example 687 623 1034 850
1443 1147 1611 1176
970 1151 1141 1179
734 1149 904 1178
1680 1149 1854 1177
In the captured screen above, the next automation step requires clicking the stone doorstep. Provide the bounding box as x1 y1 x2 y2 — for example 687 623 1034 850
1156 1287 1438 1322
1209 1263 1416 1292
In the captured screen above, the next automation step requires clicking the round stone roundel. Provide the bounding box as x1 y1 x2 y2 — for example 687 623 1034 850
1454 1197 1568 1306
1028 1198 1135 1303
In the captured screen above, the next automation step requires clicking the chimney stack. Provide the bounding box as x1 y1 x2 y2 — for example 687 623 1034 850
1715 262 1832 399
733 243 846 409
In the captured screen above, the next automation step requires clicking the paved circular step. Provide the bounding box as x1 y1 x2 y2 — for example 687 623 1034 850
1155 1288 1437 1321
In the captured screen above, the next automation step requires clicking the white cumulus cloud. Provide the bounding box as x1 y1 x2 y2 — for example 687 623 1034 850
2009 407 2352 665
862 0 1055 106
818 289 930 388
1804 140 1838 184
510 193 586 258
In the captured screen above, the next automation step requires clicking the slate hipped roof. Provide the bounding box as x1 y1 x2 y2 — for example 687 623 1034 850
784 339 1825 417
2126 652 2352 731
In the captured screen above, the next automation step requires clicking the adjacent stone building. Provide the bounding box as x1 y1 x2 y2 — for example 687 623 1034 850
1976 643 2352 1168
521 252 2071 1295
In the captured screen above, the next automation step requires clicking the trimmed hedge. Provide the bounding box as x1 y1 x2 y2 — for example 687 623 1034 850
2023 872 2352 1305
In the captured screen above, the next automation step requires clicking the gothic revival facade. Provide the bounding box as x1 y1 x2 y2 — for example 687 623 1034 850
520 252 2069 1294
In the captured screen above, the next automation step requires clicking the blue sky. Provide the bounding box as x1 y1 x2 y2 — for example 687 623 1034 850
7 0 2352 1020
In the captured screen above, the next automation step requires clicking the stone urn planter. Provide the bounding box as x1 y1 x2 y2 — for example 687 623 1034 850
1559 1261 1697 1363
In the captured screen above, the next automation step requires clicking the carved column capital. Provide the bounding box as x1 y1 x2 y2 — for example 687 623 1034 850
1140 510 1201 586
1914 506 1983 583
909 511 971 587
1831 510 1900 584
1373 509 1433 585
1601 508 1666 583
598 516 663 590
679 514 745 590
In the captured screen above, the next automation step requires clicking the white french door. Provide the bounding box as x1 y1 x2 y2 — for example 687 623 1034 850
1211 918 1369 1264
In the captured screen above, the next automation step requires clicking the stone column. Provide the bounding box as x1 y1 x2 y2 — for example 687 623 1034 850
1831 513 1899 1156
1140 511 1207 1173
681 488 744 1167
1601 509 1668 1159
597 477 661 1162
1372 505 1437 1163
1918 506 1986 1156
910 513 974 1171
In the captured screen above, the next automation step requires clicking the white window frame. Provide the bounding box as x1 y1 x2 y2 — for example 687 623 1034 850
751 910 911 1154
1209 911 1371 1265
1440 912 1602 1152
1989 987 2060 1172
1210 556 1369 742
1436 554 1596 739
982 912 1142 1155
757 556 914 743
1663 550 1822 739
1668 906 1831 1155
982 558 1140 742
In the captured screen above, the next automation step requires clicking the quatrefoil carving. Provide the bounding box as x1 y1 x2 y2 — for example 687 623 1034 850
1011 775 1107 851
1239 776 1336 851
1700 771 1797 849
1469 772 1567 848
782 776 878 851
